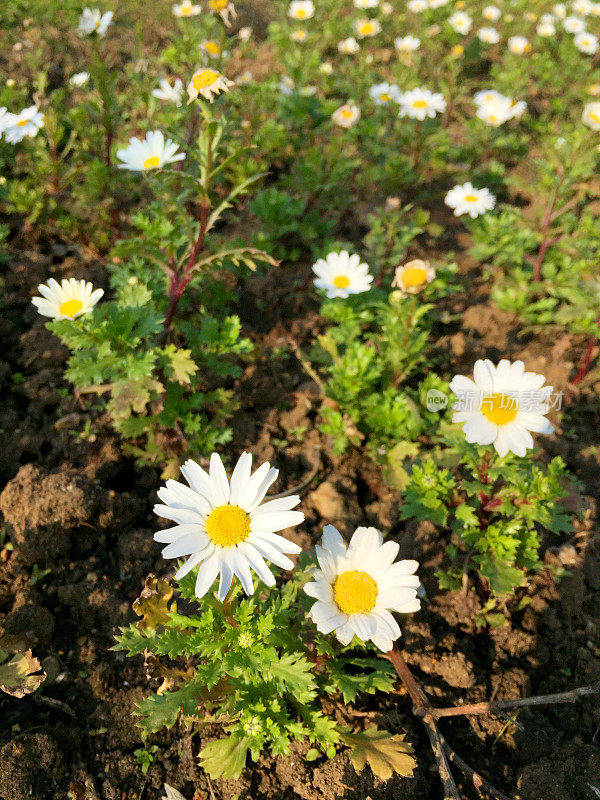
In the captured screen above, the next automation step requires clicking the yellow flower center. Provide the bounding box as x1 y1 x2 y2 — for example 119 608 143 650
204 41 221 54
333 275 350 288
340 108 354 118
590 111 600 123
400 266 428 288
464 194 479 202
59 298 84 318
205 504 250 547
481 393 518 425
209 0 228 10
452 45 464 56
379 93 390 102
488 114 498 123
333 570 378 615
180 6 193 14
296 8 307 17
193 69 219 89
412 99 428 108
359 22 375 34
17 119 29 127
143 155 160 169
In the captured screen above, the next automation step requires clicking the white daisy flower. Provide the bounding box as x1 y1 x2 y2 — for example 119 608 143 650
475 93 526 126
288 0 315 19
152 77 184 106
395 34 421 51
591 2 600 16
77 8 113 37
482 5 501 21
369 81 401 105
116 130 185 171
154 452 304 600
448 11 472 33
445 182 496 218
32 278 104 321
408 0 428 11
478 26 500 43
392 259 435 294
473 89 504 106
201 40 224 58
353 18 381 37
537 19 556 35
173 0 201 15
238 26 252 41
397 88 446 121
338 37 360 54
187 68 234 103
304 525 421 652
331 103 360 127
312 250 372 298
449 360 554 458
236 69 253 85
575 30 599 52
381 2 393 13
564 14 586 30
582 101 600 129
278 75 295 95
508 35 531 54
2 105 44 144
573 0 593 14
208 0 236 25
553 3 567 17
69 71 90 87
290 29 308 41
429 0 451 8
319 61 333 75
354 0 379 7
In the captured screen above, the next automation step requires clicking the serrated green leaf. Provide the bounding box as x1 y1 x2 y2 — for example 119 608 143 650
198 733 252 779
339 726 416 780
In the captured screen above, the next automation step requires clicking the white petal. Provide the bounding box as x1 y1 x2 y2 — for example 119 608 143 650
195 555 220 597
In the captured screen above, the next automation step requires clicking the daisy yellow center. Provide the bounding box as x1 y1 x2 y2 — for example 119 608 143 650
481 393 518 425
180 6 193 14
379 92 391 102
333 570 378 615
296 8 307 17
488 114 498 123
412 99 428 108
340 108 354 118
333 274 350 288
204 41 220 54
59 298 84 318
210 0 228 10
143 155 160 169
464 194 479 202
205 504 250 547
359 22 375 33
17 119 29 127
590 111 600 123
400 266 428 288
193 69 219 89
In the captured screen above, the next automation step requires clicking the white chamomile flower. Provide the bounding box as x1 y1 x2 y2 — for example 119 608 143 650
369 81 400 105
319 61 333 75
537 19 556 35
116 130 185 171
173 0 201 15
332 103 360 127
201 40 224 58
448 11 472 33
278 75 295 94
69 71 89 87
392 259 435 294
208 0 237 26
395 34 420 51
482 5 501 21
2 105 44 144
338 37 360 53
32 278 104 321
582 101 600 128
288 0 315 19
591 2 600 16
564 14 586 30
397 88 446 120
478 26 500 43
408 0 428 11
573 0 593 14
187 68 234 102
354 0 379 7
429 0 451 8
304 525 421 652
449 360 554 458
575 30 599 52
290 29 308 41
553 3 567 17
236 69 253 84
154 452 304 600
353 18 381 37
381 1 393 13
152 77 184 106
445 182 496 218
77 8 113 37
508 35 531 54
475 92 526 126
312 250 372 298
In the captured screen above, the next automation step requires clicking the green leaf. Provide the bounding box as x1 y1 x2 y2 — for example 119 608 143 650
198 732 252 779
162 345 198 385
135 682 204 734
476 553 524 596
339 726 416 780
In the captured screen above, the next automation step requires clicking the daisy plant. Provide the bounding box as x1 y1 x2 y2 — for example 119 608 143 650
114 452 421 782
401 359 578 618
37 69 275 477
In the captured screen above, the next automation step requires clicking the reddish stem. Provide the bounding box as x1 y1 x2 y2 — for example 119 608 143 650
572 332 598 386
